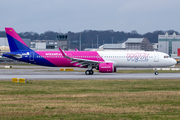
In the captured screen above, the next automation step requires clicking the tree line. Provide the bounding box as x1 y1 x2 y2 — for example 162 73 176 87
0 29 179 50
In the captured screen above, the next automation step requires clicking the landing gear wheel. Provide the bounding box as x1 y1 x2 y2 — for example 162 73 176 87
155 71 159 75
89 70 94 75
85 70 94 75
85 70 90 75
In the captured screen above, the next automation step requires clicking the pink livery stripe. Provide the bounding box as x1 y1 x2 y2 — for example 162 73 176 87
5 28 28 47
35 51 104 67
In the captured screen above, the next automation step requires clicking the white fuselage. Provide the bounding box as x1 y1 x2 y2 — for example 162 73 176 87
98 51 176 68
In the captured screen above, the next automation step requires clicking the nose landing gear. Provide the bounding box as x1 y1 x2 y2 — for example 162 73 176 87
154 68 159 75
155 71 159 75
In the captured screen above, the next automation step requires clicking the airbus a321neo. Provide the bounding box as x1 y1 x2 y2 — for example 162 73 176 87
3 28 177 75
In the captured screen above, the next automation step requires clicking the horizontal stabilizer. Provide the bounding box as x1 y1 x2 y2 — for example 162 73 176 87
3 53 22 58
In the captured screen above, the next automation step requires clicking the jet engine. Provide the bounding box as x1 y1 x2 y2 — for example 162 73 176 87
98 62 116 73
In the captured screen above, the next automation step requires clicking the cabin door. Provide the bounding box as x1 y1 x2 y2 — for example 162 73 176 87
154 53 159 62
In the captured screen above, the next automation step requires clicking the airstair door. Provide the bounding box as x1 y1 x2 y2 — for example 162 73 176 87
154 53 159 62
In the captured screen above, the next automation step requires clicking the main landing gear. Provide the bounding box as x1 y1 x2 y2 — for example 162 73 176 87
85 65 94 75
154 68 159 75
85 70 94 75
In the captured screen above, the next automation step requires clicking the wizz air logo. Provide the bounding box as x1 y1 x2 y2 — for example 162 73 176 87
22 52 30 55
127 53 149 62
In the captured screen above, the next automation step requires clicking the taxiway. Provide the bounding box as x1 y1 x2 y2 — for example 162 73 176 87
0 65 179 80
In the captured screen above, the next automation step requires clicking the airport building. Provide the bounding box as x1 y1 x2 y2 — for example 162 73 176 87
31 40 57 50
30 39 68 51
98 38 154 51
153 43 158 51
158 32 180 55
99 43 126 50
124 38 154 51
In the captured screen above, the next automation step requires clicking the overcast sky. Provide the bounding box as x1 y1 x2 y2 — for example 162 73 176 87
0 0 180 34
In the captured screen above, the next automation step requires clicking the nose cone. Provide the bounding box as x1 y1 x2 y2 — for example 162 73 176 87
171 59 177 65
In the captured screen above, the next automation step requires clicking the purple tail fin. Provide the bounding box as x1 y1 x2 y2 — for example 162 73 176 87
5 28 31 52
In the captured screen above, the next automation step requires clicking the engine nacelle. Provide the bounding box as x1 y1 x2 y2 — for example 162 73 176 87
99 62 116 73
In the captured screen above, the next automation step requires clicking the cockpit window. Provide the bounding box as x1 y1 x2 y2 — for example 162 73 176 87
164 56 169 58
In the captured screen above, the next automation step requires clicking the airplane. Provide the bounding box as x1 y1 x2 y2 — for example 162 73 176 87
2 28 177 75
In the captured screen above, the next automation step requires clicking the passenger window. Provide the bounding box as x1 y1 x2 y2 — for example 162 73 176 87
164 56 169 58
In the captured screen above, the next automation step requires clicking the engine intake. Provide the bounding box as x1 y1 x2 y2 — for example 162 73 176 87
99 62 116 73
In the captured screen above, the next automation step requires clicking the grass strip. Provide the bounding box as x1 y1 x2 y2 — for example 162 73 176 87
0 79 180 119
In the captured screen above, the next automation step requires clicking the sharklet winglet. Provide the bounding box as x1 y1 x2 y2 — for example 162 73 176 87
59 47 70 59
59 48 66 56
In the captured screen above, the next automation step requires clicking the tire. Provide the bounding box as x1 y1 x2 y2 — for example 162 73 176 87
85 70 90 75
89 70 94 75
155 71 159 75
91 70 94 75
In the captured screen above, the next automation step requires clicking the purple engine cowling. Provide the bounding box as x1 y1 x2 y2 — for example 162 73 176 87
99 62 116 73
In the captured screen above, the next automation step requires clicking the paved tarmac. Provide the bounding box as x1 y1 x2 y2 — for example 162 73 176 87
0 65 179 80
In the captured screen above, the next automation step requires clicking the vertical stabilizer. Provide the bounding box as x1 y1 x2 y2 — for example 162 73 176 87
5 28 31 52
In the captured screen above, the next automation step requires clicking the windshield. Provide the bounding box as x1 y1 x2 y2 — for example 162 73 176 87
164 56 169 58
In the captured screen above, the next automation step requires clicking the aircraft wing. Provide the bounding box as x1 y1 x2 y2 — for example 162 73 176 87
59 48 103 67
